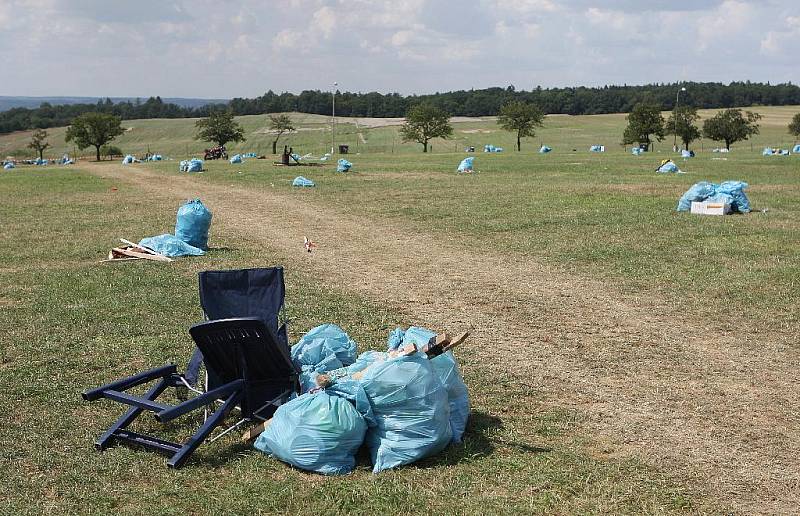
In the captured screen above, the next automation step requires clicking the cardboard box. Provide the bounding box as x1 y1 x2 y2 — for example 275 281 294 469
690 201 731 216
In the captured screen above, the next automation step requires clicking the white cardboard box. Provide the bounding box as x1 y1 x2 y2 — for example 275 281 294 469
690 201 731 216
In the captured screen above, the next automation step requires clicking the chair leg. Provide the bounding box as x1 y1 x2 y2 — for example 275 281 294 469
167 390 242 469
96 379 170 451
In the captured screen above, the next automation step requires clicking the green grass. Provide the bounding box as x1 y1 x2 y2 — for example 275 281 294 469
0 168 709 513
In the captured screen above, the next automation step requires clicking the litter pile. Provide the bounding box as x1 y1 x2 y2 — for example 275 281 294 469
230 154 243 164
105 199 212 262
336 159 352 172
484 144 503 153
712 148 730 153
590 145 605 152
762 147 790 156
794 144 800 154
122 155 140 164
539 145 552 154
681 149 694 158
3 162 14 169
631 147 643 155
677 181 751 213
292 176 315 187
179 158 204 172
146 154 163 161
457 156 474 173
252 325 470 475
656 159 683 174
243 152 258 158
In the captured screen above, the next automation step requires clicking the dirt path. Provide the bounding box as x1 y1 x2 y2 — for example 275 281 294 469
88 163 799 514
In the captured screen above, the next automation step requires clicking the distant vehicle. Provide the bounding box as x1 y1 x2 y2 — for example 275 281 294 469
203 145 228 160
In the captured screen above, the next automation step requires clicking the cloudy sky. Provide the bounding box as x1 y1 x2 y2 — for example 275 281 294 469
1 0 798 98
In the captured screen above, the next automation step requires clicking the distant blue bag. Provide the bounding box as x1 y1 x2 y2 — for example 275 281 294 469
681 149 692 158
254 391 367 475
138 234 205 257
337 159 352 172
657 161 679 173
457 157 474 172
243 152 257 158
677 181 715 211
539 145 551 153
179 159 203 172
716 181 750 213
230 154 243 164
360 353 452 473
793 144 800 153
762 148 774 156
3 162 14 169
631 147 642 155
292 176 315 187
175 199 212 250
122 155 135 164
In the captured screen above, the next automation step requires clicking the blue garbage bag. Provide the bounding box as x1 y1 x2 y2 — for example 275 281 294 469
138 234 205 257
631 147 642 155
243 152 257 158
429 351 470 443
539 145 552 153
793 144 800 153
175 199 212 250
360 353 452 472
230 154 243 164
336 159 352 172
494 147 503 152
681 149 692 158
457 157 474 172
292 176 315 187
291 324 357 392
254 391 367 475
677 181 716 211
387 326 469 443
122 155 135 164
716 181 750 213
657 161 680 173
3 162 14 169
590 145 604 152
762 147 774 156
187 158 203 172
484 144 495 153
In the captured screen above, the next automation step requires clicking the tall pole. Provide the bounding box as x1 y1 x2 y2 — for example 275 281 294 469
331 81 337 155
673 86 686 152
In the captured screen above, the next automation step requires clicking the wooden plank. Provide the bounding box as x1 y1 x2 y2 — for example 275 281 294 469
241 419 272 442
112 247 173 262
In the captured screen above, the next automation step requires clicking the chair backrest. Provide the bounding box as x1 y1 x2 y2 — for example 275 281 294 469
198 268 287 346
189 318 297 418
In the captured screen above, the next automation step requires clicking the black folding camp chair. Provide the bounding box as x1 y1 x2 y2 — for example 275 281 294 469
82 317 298 468
185 267 289 386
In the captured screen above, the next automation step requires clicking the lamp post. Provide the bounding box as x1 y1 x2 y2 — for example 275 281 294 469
331 81 338 155
673 86 687 152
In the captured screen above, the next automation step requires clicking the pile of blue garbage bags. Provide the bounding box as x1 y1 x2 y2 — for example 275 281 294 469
677 181 751 213
631 147 643 155
3 161 14 169
539 145 551 154
137 199 212 257
484 144 503 153
657 160 683 173
146 154 162 161
230 154 243 164
122 155 140 164
179 158 204 172
254 324 469 475
762 147 790 156
590 145 605 152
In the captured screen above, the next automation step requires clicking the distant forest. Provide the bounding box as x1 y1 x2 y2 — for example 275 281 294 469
2 81 799 135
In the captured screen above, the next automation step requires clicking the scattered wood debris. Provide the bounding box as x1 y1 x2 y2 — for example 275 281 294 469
102 238 173 263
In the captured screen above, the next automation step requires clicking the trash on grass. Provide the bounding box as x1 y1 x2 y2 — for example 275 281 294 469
457 157 474 173
292 176 315 187
175 199 212 250
336 159 352 172
677 181 751 213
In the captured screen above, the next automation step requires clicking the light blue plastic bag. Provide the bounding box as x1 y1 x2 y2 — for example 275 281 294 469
677 181 716 211
716 181 750 213
631 147 642 155
292 176 315 187
291 324 357 392
179 158 203 172
657 161 679 173
254 391 367 475
457 157 474 172
539 145 552 153
3 162 14 169
793 144 800 153
175 199 212 250
122 155 135 164
337 159 352 172
360 353 452 473
138 234 205 257
230 154 243 164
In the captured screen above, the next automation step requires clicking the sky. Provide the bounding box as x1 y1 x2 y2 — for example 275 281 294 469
0 0 798 98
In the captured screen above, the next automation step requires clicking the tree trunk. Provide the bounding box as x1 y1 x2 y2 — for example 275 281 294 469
726 140 731 151
517 134 521 151
38 149 43 160
684 141 689 151
423 141 428 153
95 145 101 161
272 140 277 154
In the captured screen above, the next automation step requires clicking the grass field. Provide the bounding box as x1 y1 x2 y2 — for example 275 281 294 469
1 109 799 514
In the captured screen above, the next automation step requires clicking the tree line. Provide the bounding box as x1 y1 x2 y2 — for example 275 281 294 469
3 81 800 135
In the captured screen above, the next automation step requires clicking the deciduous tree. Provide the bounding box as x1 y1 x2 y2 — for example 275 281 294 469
622 103 665 151
268 114 295 154
65 112 125 161
194 110 245 148
399 104 452 153
789 113 800 139
27 128 50 159
497 101 545 151
665 106 701 151
702 109 761 151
